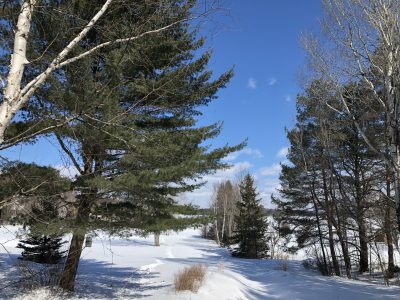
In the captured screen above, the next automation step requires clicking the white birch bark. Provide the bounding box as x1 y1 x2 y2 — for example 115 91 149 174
0 0 191 145
0 0 36 143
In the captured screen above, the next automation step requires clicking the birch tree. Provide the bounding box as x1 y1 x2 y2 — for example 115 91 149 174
0 0 213 149
304 0 400 232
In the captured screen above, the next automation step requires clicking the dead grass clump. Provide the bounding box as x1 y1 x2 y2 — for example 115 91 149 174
279 260 289 271
174 264 207 293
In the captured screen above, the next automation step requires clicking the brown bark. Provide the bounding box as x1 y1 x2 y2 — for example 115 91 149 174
59 193 92 291
59 231 86 291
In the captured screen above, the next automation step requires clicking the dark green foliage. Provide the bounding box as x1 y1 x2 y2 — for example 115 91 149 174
232 174 269 258
0 162 70 200
17 234 66 264
1 1 244 290
0 162 71 227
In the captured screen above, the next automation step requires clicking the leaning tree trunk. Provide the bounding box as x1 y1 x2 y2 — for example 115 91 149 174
59 195 92 291
59 231 86 291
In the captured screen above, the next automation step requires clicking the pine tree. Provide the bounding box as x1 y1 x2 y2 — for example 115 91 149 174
232 174 269 258
17 234 66 264
9 1 244 290
17 191 67 265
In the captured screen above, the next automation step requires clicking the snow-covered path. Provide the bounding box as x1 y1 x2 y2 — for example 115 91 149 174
0 227 399 299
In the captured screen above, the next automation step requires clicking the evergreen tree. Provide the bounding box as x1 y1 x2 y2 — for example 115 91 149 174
0 162 69 265
232 174 269 258
17 188 67 265
17 234 66 264
5 1 244 291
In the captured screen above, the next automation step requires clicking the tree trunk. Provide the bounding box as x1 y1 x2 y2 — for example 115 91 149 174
332 199 352 278
0 0 35 143
154 232 160 246
311 191 329 275
357 219 369 273
323 171 340 276
385 177 395 278
386 223 395 279
214 219 220 245
59 193 92 291
221 201 226 243
327 220 340 276
59 231 85 291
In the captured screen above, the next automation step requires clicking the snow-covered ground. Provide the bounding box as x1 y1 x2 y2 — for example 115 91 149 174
0 226 399 299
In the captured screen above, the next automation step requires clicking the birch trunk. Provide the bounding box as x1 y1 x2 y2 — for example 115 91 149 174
0 0 36 143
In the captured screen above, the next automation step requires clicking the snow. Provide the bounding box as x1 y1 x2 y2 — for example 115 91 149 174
0 226 399 299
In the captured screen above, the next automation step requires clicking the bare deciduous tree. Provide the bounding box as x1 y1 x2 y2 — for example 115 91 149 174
304 0 400 232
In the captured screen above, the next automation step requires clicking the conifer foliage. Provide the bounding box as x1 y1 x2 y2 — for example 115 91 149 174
17 234 66 264
232 174 269 258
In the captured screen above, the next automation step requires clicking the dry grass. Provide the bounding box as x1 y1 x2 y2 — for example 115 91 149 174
280 260 289 271
174 264 207 293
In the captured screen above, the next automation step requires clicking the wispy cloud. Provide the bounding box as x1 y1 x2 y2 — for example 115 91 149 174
260 163 281 177
285 95 292 102
247 77 257 89
242 148 263 159
268 77 277 86
223 147 263 161
276 147 289 158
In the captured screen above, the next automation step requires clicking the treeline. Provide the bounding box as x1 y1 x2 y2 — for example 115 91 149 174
274 0 400 279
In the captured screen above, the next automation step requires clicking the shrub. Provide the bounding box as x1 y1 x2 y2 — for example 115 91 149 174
16 260 63 289
302 258 317 270
278 260 289 271
174 264 207 292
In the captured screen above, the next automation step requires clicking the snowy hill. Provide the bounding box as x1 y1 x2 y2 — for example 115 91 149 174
0 226 399 299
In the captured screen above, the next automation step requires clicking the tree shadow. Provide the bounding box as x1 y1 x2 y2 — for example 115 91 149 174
0 253 169 299
160 237 400 300
0 253 25 299
74 258 169 298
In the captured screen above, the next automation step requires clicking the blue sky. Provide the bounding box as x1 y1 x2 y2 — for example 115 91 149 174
3 0 322 207
182 0 323 207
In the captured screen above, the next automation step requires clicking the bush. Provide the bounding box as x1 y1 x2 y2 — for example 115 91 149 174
174 264 207 293
16 260 63 289
278 260 289 271
302 258 318 271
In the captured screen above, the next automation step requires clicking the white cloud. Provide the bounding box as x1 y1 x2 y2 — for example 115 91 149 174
285 95 292 102
242 148 263 159
223 148 263 162
259 178 281 207
53 163 80 179
276 147 289 158
268 77 277 86
247 77 257 89
260 163 281 177
223 152 241 162
180 161 252 207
